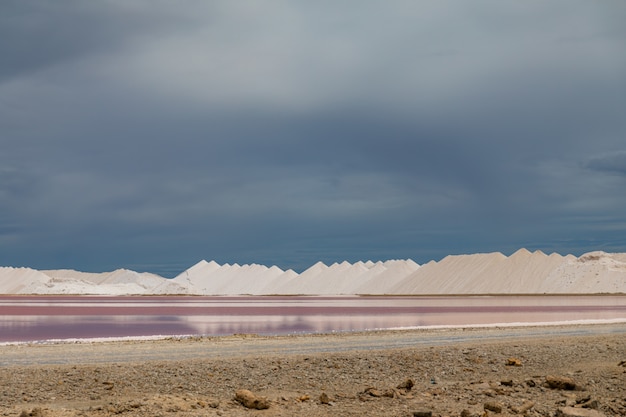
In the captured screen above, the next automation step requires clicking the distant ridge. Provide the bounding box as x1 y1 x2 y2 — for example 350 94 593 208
1 249 625 295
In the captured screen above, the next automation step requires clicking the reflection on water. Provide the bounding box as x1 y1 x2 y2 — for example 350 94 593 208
1 295 625 343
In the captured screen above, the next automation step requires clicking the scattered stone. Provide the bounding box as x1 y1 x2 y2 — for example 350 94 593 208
569 395 599 410
511 400 535 414
546 375 577 390
461 410 484 417
397 378 415 391
575 394 590 404
105 400 150 414
319 392 331 405
1 331 623 417
556 406 606 417
582 400 599 409
19 408 44 417
507 357 523 366
361 387 395 398
559 393 577 407
525 378 537 387
199 398 219 408
362 387 383 397
617 360 626 367
473 382 492 391
234 389 270 410
500 379 513 386
484 401 503 413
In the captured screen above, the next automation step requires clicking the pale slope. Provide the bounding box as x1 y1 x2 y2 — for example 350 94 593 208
539 251 626 293
1 249 625 295
35 269 169 295
387 249 582 294
0 267 52 294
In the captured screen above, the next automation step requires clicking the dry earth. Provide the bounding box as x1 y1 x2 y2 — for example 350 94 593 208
1 327 625 417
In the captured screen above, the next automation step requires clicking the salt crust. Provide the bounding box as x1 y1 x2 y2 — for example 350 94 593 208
1 249 625 295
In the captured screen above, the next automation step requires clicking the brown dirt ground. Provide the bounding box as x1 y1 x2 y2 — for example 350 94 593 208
0 329 624 417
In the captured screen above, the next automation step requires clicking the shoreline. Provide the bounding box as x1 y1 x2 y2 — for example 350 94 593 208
2 322 625 366
1 323 624 416
2 317 626 347
3 292 625 297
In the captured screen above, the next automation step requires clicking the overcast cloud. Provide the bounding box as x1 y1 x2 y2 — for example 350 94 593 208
1 1 625 276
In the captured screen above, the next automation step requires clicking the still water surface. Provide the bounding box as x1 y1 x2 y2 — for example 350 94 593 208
1 295 625 343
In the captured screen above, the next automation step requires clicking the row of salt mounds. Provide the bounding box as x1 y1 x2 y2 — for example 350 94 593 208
154 260 298 295
1 249 626 295
32 269 168 295
173 259 420 295
267 259 421 295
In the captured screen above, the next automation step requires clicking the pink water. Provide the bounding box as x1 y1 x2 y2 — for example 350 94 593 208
1 295 625 343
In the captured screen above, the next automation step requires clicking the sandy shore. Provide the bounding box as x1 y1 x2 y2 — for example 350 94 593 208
1 325 625 417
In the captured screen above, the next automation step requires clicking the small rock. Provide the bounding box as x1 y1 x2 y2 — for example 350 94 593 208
397 378 415 391
560 393 577 407
576 394 591 403
473 382 491 391
500 379 513 387
412 411 433 417
546 375 577 390
361 387 395 398
511 400 535 414
582 400 599 409
556 407 606 417
506 357 522 366
20 408 44 417
484 401 503 413
525 378 536 387
234 389 270 410
319 392 331 405
363 387 383 397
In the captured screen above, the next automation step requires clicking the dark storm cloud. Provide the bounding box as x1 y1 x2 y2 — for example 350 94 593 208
586 152 626 176
0 1 204 81
1 1 625 274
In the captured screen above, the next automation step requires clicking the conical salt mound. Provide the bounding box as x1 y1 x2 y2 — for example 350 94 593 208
539 251 626 293
0 267 52 294
389 252 507 294
354 260 420 294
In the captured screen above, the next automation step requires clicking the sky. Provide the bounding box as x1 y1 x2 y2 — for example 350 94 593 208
1 1 626 277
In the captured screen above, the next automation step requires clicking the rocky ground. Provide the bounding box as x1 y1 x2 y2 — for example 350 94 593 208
0 329 624 417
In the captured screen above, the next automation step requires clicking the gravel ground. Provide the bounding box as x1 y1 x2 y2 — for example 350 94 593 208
0 327 624 417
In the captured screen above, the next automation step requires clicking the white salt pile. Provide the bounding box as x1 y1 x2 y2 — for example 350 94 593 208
1 249 625 295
